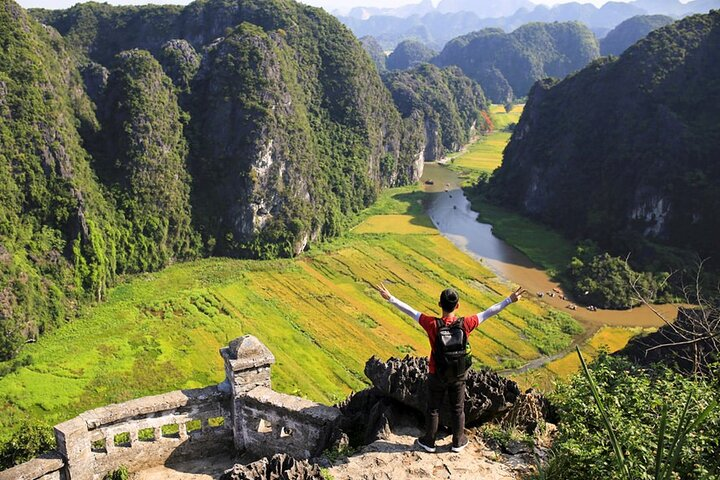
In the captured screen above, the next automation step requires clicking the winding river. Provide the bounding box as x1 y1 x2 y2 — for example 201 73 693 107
421 163 678 335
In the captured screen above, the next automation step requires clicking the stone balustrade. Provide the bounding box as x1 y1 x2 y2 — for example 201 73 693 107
0 335 343 480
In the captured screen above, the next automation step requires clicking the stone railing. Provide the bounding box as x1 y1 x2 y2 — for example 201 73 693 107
55 386 233 480
0 335 342 480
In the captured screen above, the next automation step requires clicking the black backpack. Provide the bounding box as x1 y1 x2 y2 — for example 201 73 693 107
434 317 472 377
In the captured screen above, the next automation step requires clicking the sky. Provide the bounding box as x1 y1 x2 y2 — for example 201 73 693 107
17 0 637 12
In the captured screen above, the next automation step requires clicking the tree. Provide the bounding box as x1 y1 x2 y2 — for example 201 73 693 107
629 260 720 377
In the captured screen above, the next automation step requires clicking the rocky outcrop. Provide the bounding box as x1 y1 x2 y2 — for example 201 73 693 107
80 61 109 105
384 63 490 163
338 387 422 446
158 39 201 93
501 389 555 433
364 356 521 426
221 454 323 480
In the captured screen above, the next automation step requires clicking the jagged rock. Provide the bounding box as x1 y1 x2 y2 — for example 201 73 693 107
501 389 555 433
158 39 200 92
221 453 323 480
364 356 521 427
80 62 109 105
504 439 532 455
337 387 421 446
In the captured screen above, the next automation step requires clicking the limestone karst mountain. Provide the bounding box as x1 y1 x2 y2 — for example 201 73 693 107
489 11 720 265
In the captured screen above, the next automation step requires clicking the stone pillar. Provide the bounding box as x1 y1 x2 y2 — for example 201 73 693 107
220 335 275 451
55 417 92 480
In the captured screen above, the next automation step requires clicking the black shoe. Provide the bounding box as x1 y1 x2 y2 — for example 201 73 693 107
451 437 469 453
415 437 436 453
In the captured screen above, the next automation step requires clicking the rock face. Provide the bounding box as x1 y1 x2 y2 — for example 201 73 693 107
338 387 422 446
221 454 323 480
360 35 387 73
1 0 437 356
363 356 521 426
158 39 201 93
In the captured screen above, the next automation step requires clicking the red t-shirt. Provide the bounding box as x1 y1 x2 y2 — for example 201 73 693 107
419 313 479 374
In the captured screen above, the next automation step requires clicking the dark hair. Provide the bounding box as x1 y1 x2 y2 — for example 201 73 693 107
439 288 459 312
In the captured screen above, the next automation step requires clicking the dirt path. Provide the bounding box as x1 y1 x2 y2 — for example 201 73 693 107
328 427 533 480
133 452 250 480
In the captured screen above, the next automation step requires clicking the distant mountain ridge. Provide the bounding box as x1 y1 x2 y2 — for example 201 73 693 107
434 21 600 102
339 0 720 49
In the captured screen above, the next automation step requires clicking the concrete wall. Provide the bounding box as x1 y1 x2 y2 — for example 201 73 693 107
0 452 64 480
239 386 342 459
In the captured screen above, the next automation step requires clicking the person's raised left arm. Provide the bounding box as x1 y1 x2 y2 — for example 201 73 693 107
477 286 526 324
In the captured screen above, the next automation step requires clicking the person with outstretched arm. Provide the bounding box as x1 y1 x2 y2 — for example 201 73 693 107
375 283 525 453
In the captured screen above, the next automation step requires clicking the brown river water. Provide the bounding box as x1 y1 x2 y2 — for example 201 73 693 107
421 163 677 333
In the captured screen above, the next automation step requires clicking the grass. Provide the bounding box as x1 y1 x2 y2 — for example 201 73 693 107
0 183 580 443
450 104 575 278
510 326 653 391
449 104 523 177
467 198 576 278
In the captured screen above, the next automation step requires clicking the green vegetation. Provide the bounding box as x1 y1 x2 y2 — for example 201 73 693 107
434 22 600 102
98 49 200 272
0 0 121 358
544 353 720 479
450 104 523 177
157 39 201 93
360 35 387 73
0 419 54 469
467 195 575 278
104 465 130 480
567 243 666 309
510 325 651 397
4 0 444 357
386 39 436 71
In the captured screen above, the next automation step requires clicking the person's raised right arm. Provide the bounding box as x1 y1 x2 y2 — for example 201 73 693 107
376 283 421 322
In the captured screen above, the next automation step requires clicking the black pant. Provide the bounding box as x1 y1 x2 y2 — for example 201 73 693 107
421 372 467 448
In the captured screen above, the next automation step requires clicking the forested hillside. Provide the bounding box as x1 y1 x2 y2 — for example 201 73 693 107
384 64 491 162
489 11 720 268
434 21 599 102
0 0 492 359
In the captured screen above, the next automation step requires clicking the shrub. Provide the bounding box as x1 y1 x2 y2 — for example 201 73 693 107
0 420 55 470
545 353 720 479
